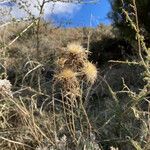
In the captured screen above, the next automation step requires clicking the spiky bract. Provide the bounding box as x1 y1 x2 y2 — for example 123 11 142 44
56 57 68 68
67 43 88 59
82 62 97 84
54 69 80 96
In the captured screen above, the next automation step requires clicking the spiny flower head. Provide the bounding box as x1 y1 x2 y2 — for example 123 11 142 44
82 61 97 84
0 79 13 97
55 68 77 81
67 43 88 59
67 43 85 54
55 68 80 95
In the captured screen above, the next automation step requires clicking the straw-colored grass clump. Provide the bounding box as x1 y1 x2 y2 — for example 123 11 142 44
82 62 97 84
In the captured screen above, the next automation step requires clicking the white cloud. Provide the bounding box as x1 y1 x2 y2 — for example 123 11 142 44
8 0 81 19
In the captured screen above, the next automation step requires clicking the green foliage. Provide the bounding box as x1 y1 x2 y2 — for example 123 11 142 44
109 0 150 41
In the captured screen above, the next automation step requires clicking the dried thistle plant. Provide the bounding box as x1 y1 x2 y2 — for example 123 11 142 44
53 43 98 144
0 79 13 98
54 43 98 96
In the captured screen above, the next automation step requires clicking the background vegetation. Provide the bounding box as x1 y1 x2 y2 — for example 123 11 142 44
109 0 150 45
0 0 150 150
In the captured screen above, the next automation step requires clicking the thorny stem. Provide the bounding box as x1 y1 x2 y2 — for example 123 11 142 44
36 0 46 60
121 0 150 75
132 0 148 69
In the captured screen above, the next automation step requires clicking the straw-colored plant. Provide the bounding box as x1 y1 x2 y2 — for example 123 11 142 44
54 42 98 96
52 43 98 145
0 79 13 98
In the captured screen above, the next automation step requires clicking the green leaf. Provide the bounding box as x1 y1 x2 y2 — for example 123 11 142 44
131 139 142 150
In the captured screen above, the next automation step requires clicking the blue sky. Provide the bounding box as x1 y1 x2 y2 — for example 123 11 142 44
50 0 112 27
0 0 112 27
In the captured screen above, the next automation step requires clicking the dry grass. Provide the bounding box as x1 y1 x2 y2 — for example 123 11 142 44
0 8 150 149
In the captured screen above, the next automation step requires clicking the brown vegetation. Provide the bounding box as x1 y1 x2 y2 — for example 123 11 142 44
0 3 150 149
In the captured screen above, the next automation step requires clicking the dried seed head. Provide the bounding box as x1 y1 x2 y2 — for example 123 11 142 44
67 43 88 59
65 43 89 70
0 79 13 97
56 57 68 68
67 43 85 54
55 68 77 81
82 62 97 84
55 69 80 96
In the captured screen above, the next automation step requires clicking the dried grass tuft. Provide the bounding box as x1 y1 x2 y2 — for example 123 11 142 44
82 62 97 84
